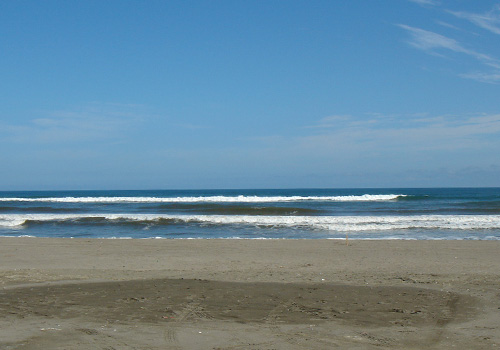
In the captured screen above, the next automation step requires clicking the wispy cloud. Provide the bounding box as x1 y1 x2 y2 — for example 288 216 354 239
297 113 500 155
398 24 500 82
460 71 500 84
450 5 500 35
435 21 461 31
408 0 439 6
304 115 353 129
398 24 465 52
152 112 500 187
399 3 500 83
0 103 145 144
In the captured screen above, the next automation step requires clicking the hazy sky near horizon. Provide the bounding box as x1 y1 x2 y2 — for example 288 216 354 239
1 0 500 190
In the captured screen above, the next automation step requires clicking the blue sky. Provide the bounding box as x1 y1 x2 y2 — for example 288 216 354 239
1 0 499 190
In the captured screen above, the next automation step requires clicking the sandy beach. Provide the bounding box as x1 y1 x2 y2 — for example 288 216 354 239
1 238 499 349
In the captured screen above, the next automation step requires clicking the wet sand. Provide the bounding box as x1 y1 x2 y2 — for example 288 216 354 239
1 238 499 349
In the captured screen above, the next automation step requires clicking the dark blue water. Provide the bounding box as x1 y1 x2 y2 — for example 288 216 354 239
1 188 499 239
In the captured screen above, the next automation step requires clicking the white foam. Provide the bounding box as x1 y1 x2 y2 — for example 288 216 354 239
1 213 499 231
0 235 35 238
0 216 29 227
0 194 404 203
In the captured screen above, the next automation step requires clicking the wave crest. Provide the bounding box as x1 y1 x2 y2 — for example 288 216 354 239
0 194 405 203
2 213 499 231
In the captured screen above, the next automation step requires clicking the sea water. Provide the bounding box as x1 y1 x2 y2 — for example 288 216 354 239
1 188 499 240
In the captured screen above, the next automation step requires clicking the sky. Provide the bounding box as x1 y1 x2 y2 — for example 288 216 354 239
1 0 500 190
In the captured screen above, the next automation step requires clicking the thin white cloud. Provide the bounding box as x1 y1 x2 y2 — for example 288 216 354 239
304 115 353 129
0 103 145 144
398 24 464 51
297 113 500 154
450 5 500 35
408 0 439 6
460 71 500 83
398 24 500 81
399 3 500 83
435 21 461 31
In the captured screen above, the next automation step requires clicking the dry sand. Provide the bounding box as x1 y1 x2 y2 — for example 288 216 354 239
0 238 499 349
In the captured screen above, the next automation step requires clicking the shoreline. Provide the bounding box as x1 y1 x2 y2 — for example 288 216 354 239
1 237 499 349
3 235 500 241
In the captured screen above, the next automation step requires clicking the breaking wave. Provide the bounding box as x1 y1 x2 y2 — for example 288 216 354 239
0 194 405 203
1 213 499 231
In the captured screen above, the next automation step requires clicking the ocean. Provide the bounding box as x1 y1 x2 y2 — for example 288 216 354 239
1 188 500 240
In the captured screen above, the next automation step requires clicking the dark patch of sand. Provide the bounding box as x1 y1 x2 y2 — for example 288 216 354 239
1 238 499 349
